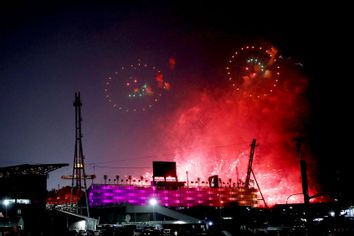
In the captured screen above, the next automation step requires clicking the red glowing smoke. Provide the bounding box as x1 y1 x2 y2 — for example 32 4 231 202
156 54 319 207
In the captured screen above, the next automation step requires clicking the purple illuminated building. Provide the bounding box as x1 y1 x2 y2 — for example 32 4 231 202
88 184 258 208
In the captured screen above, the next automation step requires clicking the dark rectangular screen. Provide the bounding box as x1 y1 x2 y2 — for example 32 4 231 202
153 161 177 178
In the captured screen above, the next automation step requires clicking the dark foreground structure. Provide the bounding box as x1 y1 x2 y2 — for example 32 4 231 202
61 201 353 236
0 163 68 235
1 162 354 236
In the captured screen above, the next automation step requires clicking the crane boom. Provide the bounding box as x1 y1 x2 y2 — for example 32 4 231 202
245 139 256 188
244 138 268 208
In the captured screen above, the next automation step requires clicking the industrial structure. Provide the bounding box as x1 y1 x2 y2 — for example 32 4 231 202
244 139 268 208
61 92 95 217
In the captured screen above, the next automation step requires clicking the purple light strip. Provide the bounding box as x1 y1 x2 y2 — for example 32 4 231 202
89 185 257 207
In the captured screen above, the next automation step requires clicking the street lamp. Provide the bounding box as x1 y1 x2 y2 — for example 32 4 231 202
149 198 157 221
286 193 303 205
3 199 10 218
218 194 222 229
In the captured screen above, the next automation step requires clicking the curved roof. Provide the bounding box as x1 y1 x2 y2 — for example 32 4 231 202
0 163 69 177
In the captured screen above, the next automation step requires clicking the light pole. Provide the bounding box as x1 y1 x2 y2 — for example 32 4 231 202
3 199 10 218
149 198 157 221
286 193 303 205
218 194 222 229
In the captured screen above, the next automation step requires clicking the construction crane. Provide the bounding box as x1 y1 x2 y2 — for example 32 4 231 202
245 138 268 208
245 139 256 188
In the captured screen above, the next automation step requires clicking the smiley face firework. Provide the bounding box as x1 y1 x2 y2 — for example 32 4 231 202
104 59 170 112
225 45 282 99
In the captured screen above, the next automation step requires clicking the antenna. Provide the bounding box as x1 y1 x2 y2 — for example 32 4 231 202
61 92 95 217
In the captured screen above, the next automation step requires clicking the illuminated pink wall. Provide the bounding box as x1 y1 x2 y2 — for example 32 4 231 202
89 184 258 207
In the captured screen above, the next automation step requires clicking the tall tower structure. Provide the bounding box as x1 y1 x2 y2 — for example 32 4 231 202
61 92 95 217
293 137 310 205
72 92 89 216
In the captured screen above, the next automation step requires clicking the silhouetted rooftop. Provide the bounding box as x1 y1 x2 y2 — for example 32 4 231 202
0 163 69 177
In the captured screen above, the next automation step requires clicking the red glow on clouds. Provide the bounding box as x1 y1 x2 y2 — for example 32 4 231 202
156 56 319 207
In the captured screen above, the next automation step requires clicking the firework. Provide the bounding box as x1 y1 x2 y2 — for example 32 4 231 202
226 44 282 99
104 59 170 112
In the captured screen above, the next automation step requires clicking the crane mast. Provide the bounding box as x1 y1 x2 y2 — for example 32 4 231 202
244 138 268 208
245 139 256 188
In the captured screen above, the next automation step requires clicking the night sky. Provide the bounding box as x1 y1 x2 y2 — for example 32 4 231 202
0 1 352 204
